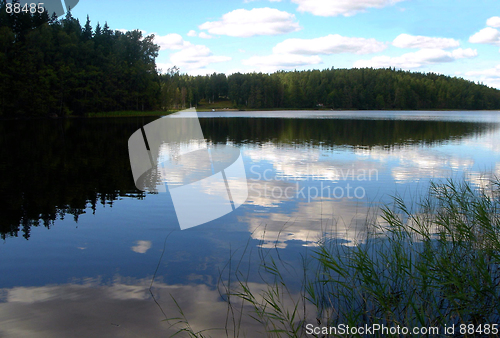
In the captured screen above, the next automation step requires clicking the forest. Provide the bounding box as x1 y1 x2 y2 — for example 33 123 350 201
163 67 500 111
1 2 500 117
0 1 160 116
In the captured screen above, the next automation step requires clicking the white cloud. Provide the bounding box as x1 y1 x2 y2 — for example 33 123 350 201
486 16 500 28
466 64 500 78
244 143 380 182
186 30 212 39
466 64 500 89
131 240 152 254
469 27 500 46
199 8 301 37
273 34 387 55
242 54 322 71
170 44 231 71
246 33 386 72
244 33 386 72
154 33 191 50
242 198 380 248
198 32 213 39
152 32 230 74
354 48 477 69
450 48 478 59
290 0 405 17
355 146 475 184
0 278 311 337
392 33 460 49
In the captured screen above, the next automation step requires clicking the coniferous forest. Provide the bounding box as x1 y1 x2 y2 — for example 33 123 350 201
1 1 500 117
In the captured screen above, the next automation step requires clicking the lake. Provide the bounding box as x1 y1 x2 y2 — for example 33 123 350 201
1 110 499 337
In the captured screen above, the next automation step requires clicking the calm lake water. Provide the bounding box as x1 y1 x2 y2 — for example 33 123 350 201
1 110 499 337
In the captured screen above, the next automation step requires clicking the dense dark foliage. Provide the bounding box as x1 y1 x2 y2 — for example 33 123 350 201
0 117 151 239
1 0 500 117
0 0 159 117
163 68 500 111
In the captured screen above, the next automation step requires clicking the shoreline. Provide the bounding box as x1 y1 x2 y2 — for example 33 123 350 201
1 108 499 120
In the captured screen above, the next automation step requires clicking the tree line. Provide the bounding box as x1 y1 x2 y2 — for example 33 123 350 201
0 0 159 117
165 68 500 111
1 1 500 117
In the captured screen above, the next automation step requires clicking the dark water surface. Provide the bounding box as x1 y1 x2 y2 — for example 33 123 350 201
1 111 499 337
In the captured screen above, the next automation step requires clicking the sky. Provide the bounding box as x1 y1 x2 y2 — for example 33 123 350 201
68 0 500 88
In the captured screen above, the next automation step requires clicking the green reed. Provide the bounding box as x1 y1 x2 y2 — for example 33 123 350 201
169 177 500 337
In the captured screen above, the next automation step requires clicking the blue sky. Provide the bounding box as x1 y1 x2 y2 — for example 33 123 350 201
69 0 500 88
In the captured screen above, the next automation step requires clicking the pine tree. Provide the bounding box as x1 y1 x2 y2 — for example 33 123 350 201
82 15 92 40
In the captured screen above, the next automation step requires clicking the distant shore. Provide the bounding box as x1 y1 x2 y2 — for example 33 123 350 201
1 108 499 120
88 107 500 118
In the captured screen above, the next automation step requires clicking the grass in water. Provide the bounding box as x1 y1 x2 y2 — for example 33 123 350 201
168 177 500 337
